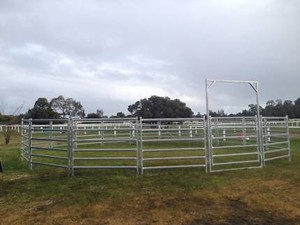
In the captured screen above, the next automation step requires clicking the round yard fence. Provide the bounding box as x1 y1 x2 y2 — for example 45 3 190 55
21 116 291 176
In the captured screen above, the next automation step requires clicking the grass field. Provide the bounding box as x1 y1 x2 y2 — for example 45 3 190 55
1 130 300 225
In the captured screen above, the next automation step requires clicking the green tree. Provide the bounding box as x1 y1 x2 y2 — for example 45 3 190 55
194 112 203 118
110 112 126 118
26 98 59 119
87 109 105 118
128 96 193 118
50 95 85 118
295 98 300 118
283 100 295 118
263 100 276 116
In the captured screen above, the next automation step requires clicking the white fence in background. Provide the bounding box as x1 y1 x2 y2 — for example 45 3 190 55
2 118 300 133
20 116 291 176
288 119 300 128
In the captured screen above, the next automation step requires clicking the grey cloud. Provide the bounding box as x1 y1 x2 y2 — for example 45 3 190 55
0 0 300 116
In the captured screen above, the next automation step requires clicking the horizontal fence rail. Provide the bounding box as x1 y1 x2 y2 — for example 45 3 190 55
21 119 69 171
208 116 262 172
262 116 291 163
20 116 291 176
140 117 207 174
71 118 139 176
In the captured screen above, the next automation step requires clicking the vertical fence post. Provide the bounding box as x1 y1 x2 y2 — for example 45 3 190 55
135 117 140 175
207 116 212 173
114 125 117 137
267 127 271 143
67 118 74 176
158 121 161 137
28 118 33 170
21 119 24 161
242 118 246 145
49 121 53 149
264 118 270 151
286 116 291 162
259 116 265 167
140 117 144 175
203 116 208 173
73 120 78 149
101 120 104 146
222 128 226 142
214 118 219 145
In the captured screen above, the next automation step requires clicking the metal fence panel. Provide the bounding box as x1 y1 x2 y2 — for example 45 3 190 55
140 117 207 174
33 120 69 169
71 118 139 175
20 116 291 176
208 116 262 172
262 116 291 163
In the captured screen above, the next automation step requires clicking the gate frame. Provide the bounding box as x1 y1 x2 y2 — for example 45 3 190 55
139 117 207 174
205 79 263 172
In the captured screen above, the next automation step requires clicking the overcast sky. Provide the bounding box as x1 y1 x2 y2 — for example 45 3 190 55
0 0 299 116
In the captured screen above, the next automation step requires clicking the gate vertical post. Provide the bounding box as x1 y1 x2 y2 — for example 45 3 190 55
251 82 264 168
204 115 213 173
203 116 208 173
205 79 212 173
259 115 264 167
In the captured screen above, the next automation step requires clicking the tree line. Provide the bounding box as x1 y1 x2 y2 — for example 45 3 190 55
2 95 298 145
1 96 300 123
217 98 300 118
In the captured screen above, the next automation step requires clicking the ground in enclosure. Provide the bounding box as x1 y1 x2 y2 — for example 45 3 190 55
0 132 300 225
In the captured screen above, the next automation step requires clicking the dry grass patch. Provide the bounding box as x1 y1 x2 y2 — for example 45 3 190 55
1 178 300 225
1 132 300 225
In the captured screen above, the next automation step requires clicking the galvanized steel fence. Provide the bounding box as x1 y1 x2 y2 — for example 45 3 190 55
139 117 207 174
208 116 262 172
21 116 291 176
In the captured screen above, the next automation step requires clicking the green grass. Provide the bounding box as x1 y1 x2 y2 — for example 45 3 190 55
0 131 300 224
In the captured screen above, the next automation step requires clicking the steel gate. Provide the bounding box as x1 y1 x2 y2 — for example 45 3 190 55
262 116 291 164
140 117 207 174
207 116 262 172
21 119 70 170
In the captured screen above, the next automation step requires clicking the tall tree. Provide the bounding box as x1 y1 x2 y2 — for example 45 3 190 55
26 98 59 119
110 112 126 118
283 100 295 118
87 109 105 118
128 95 193 118
295 98 300 118
264 100 276 116
50 95 85 118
